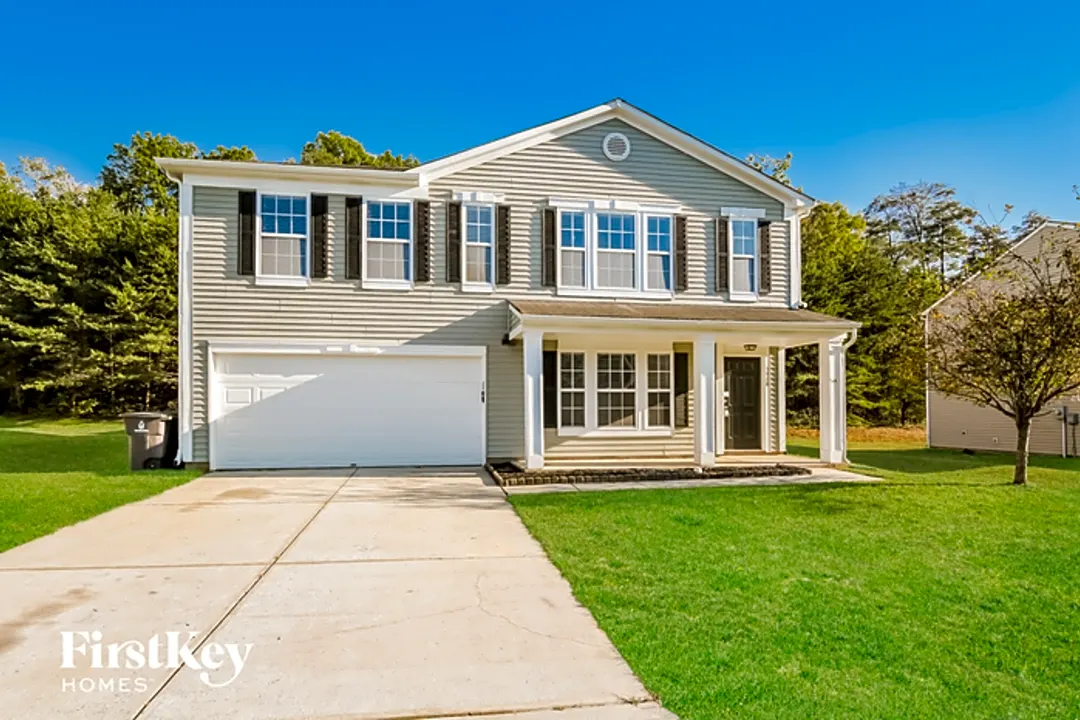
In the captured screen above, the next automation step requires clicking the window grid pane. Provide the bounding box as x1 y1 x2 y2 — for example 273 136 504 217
597 251 635 289
260 194 308 277
366 201 411 281
559 353 585 428
560 212 586 248
465 204 494 284
597 353 636 427
561 249 585 287
646 353 671 427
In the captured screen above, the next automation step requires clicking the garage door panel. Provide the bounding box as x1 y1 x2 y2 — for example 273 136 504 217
211 351 485 470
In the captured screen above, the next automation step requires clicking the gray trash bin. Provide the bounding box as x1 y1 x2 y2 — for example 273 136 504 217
120 412 172 470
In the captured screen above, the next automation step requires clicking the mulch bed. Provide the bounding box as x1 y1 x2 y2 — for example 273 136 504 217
485 462 811 487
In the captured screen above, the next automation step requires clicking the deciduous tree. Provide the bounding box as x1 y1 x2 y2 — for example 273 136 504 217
927 229 1080 484
301 131 418 169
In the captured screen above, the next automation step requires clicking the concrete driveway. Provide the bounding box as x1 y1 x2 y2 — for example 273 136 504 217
0 468 673 720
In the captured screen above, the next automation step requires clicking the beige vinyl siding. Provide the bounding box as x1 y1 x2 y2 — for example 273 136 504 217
928 391 1074 456
189 118 794 464
190 187 522 463
430 119 789 305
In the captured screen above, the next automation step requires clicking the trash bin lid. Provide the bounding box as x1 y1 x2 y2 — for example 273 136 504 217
120 412 173 420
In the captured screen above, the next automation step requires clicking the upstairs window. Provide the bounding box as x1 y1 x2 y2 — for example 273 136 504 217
730 218 757 297
596 213 636 289
464 205 494 286
259 194 308 277
559 211 586 288
646 216 672 291
366 201 411 284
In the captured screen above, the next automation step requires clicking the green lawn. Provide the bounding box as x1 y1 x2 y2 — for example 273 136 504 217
511 436 1080 719
0 418 201 552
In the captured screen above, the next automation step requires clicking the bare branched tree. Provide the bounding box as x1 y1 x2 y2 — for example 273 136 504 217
926 228 1080 484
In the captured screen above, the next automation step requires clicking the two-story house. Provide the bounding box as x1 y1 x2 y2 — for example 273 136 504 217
157 99 858 471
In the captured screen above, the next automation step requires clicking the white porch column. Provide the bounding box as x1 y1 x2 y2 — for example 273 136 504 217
819 336 847 464
777 348 787 453
523 330 545 469
694 336 717 467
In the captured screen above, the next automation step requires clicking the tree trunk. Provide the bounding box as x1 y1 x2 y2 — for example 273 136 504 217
1014 418 1031 485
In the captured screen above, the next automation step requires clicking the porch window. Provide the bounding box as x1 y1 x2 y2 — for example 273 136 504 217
559 352 585 427
596 214 636 289
559 211 586 287
597 353 636 427
646 353 672 427
730 218 757 296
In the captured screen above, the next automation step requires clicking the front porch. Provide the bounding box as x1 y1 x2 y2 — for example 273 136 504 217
508 299 859 470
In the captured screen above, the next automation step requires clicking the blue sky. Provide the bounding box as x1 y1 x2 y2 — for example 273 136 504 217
2 0 1078 221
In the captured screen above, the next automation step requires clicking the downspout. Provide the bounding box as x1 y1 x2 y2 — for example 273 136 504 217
1062 405 1069 459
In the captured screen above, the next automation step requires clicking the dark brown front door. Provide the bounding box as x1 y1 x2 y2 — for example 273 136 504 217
726 358 761 450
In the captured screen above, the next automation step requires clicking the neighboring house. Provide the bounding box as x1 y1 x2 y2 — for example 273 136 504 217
925 220 1080 456
156 99 858 471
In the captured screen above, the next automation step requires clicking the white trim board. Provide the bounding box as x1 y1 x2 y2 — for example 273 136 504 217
410 99 815 212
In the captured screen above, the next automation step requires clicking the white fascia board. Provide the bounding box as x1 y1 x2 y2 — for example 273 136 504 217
721 206 767 219
181 172 427 200
409 103 615 181
412 100 812 212
514 313 860 336
156 158 420 188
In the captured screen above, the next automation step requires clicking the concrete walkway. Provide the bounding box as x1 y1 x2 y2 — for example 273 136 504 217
0 468 674 720
504 467 877 494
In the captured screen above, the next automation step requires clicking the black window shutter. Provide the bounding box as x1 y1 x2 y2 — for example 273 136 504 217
496 204 511 285
758 220 772 294
446 202 462 283
311 195 329 278
414 200 431 282
674 352 690 428
238 190 256 276
542 208 557 287
716 216 729 293
674 215 688 292
345 196 362 279
543 350 558 428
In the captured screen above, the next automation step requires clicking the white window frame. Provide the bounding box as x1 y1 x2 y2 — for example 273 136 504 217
461 202 496 293
645 215 673 292
255 191 311 287
645 352 675 430
556 348 674 438
362 199 414 291
551 199 678 300
593 213 638 292
728 213 761 302
557 210 588 289
557 351 586 430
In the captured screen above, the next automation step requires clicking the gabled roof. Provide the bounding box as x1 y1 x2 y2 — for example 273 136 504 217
408 99 814 211
922 219 1080 315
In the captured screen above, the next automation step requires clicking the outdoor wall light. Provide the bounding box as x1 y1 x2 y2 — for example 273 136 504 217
743 343 758 351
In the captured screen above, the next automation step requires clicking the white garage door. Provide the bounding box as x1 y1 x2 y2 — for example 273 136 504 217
211 350 485 470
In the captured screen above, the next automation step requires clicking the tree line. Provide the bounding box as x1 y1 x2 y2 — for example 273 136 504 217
0 136 1051 424
0 132 414 416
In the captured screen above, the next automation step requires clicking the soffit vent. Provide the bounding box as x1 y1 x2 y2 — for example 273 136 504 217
602 132 631 162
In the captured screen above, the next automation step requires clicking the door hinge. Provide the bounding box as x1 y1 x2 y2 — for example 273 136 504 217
481 382 486 403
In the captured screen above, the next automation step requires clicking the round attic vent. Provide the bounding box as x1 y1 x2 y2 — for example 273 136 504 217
602 132 631 161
